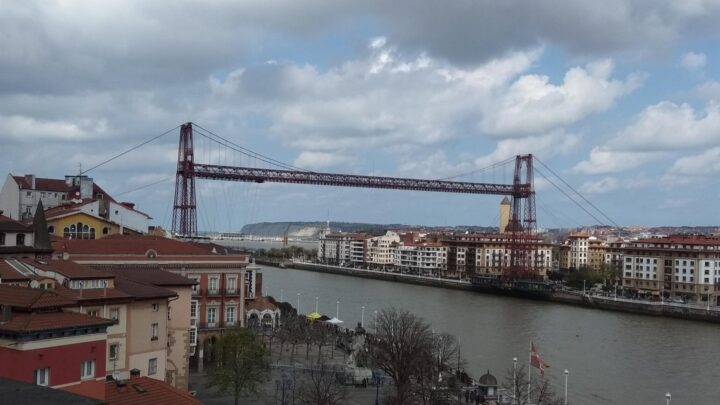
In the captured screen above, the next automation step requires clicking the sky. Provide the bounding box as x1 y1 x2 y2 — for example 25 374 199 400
2 0 720 231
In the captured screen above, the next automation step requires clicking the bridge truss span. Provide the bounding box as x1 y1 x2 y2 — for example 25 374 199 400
193 163 526 196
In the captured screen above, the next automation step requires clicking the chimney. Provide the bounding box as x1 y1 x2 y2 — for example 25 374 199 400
25 174 36 190
129 368 141 380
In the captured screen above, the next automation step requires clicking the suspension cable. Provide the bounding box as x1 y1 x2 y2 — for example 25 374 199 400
436 156 516 181
535 157 620 228
80 125 181 175
535 167 607 226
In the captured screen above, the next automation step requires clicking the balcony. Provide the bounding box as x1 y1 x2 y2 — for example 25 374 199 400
198 321 238 330
224 288 241 296
206 288 222 297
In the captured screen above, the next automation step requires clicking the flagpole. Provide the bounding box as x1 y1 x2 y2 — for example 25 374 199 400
528 343 532 404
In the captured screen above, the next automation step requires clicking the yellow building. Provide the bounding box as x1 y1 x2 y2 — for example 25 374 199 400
46 209 121 239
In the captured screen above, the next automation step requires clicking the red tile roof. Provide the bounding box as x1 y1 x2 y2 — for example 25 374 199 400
0 261 31 282
54 235 223 256
634 235 720 246
0 310 113 332
104 377 201 405
568 232 590 238
0 284 77 309
54 285 134 303
112 277 177 300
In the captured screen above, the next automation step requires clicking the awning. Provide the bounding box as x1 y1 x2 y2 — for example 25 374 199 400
325 317 344 325
306 312 322 320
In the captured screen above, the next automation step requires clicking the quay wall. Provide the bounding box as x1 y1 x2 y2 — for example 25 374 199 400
284 262 720 324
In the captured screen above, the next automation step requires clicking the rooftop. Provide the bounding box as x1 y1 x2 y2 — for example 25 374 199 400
0 310 114 333
12 175 115 203
633 235 720 247
0 377 105 405
18 259 114 280
0 214 30 232
112 277 177 300
100 268 197 287
54 235 230 256
0 284 77 309
104 376 201 405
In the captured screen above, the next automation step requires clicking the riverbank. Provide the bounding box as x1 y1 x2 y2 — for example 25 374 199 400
286 261 720 324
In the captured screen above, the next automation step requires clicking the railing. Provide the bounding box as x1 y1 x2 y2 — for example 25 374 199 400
198 321 239 330
224 288 241 296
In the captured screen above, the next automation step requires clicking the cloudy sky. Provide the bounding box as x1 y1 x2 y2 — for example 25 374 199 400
2 0 720 230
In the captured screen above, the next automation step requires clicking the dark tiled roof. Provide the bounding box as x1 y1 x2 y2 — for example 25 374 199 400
105 376 201 405
246 296 278 312
0 311 114 333
54 285 134 303
0 284 77 309
113 277 177 300
0 377 105 405
102 268 196 287
20 259 114 280
0 215 30 232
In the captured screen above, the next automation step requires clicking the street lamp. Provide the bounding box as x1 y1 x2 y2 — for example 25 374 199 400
297 293 301 314
665 392 671 405
315 296 319 313
361 306 366 327
513 357 518 405
374 310 378 333
564 369 569 405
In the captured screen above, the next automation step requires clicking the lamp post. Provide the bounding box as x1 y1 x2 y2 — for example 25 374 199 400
361 306 365 327
513 357 518 405
614 284 617 301
336 300 340 319
315 296 319 313
374 310 378 333
665 392 671 405
296 293 301 314
564 369 569 405
583 280 586 295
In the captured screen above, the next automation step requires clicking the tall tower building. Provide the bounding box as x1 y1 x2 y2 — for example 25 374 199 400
499 197 511 233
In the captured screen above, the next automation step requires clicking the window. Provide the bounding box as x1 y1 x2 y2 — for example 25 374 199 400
109 308 119 321
81 360 95 379
16 233 25 246
87 310 99 317
109 344 119 361
151 303 159 312
35 368 49 386
190 300 198 319
102 227 109 235
148 358 157 375
226 306 236 324
209 277 219 293
207 307 217 325
189 327 197 346
47 226 54 234
151 323 159 340
227 277 237 292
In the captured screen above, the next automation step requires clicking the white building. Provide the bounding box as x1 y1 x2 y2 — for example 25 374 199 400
394 243 447 274
317 232 370 265
568 233 590 269
367 231 400 266
0 174 149 234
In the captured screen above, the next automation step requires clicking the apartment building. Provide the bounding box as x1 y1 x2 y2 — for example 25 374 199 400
317 232 370 265
367 231 400 267
588 239 607 272
51 235 267 370
393 242 447 275
621 235 720 305
568 233 590 269
444 233 552 278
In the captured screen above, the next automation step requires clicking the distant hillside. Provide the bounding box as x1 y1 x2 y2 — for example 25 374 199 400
240 222 498 238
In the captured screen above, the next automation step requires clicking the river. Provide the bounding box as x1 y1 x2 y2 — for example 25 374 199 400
257 264 720 405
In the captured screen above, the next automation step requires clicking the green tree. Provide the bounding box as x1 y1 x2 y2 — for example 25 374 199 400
206 327 270 405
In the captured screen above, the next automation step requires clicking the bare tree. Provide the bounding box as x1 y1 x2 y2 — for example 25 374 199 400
313 325 332 359
412 333 463 404
368 308 437 404
502 364 563 405
297 359 348 405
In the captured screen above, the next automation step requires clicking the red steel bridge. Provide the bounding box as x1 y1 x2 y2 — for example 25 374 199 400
171 122 540 279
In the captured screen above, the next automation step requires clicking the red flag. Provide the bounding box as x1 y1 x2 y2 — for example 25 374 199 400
530 343 550 376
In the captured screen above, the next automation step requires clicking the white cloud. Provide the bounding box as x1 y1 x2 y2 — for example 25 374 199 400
680 51 707 71
668 147 720 175
474 132 579 168
0 115 105 141
611 101 720 151
574 147 665 174
293 151 355 170
695 80 720 100
481 60 641 135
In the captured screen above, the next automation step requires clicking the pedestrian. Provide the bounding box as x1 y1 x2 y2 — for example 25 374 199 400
465 389 470 403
